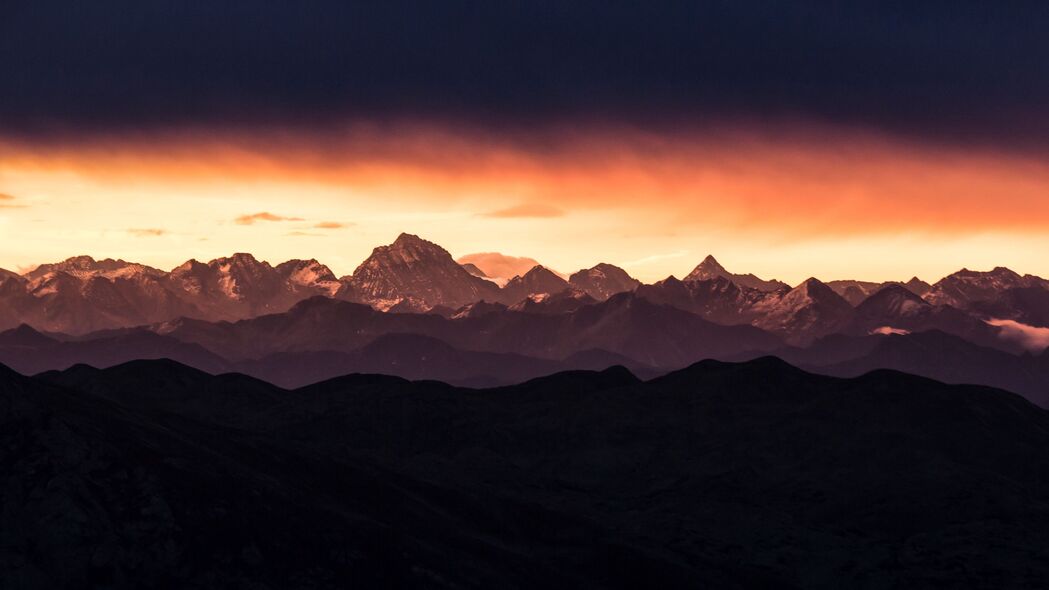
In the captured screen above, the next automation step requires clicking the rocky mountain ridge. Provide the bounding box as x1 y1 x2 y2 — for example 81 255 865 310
4 235 1049 349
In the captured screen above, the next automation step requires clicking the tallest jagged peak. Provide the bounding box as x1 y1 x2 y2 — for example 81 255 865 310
358 233 456 273
65 254 98 265
384 233 448 257
393 233 428 247
228 252 260 263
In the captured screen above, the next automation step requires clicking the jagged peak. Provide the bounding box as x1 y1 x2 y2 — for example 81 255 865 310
24 255 160 282
387 233 447 253
575 262 636 280
989 266 1024 279
276 258 331 271
876 282 922 296
862 283 927 305
204 253 276 272
171 258 205 273
699 254 724 268
394 232 426 245
226 252 261 263
523 264 556 277
505 265 565 284
789 277 841 300
689 254 728 276
948 266 1019 278
362 233 452 264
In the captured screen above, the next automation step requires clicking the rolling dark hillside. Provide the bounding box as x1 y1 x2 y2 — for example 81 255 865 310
4 358 1049 588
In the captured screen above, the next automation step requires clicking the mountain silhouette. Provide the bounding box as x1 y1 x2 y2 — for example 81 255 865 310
4 357 1049 587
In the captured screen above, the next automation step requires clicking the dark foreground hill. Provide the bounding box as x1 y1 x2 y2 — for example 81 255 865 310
3 358 1049 588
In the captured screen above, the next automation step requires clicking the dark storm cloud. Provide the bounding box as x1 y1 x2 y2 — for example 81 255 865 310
2 1 1048 147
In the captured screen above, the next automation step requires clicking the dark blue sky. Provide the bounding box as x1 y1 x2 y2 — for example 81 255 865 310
2 1 1047 149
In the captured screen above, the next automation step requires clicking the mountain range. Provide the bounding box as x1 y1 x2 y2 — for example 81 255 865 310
4 233 1049 404
4 356 1048 588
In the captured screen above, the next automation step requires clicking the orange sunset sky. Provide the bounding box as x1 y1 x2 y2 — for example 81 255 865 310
5 3 1049 285
2 122 1049 284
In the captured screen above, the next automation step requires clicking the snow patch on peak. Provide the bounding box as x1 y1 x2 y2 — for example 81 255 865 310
215 263 242 300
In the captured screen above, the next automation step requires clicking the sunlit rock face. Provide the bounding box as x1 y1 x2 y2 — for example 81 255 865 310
347 233 501 312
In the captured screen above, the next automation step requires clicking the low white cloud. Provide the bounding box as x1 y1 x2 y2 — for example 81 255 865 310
870 326 910 335
986 318 1049 352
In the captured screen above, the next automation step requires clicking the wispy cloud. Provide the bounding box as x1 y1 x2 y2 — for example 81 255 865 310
987 318 1049 352
286 231 322 237
482 203 565 219
0 193 26 208
235 212 305 225
314 221 350 229
622 250 690 267
127 228 166 237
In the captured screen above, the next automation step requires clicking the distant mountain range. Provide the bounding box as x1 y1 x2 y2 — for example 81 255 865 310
4 233 1049 404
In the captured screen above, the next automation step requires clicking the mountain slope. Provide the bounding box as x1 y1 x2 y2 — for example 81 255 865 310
5 358 1049 587
568 263 640 300
924 266 1046 308
168 253 337 320
157 293 782 369
500 265 570 303
635 275 769 325
970 286 1049 327
751 278 855 345
826 279 885 305
814 330 1049 407
847 284 1010 350
0 324 231 375
25 261 200 334
347 233 501 311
